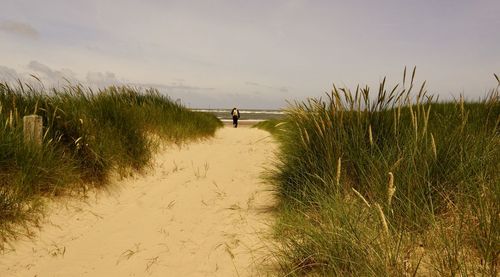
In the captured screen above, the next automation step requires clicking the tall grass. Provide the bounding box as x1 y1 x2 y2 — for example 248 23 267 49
252 119 284 136
0 82 222 245
263 69 499 276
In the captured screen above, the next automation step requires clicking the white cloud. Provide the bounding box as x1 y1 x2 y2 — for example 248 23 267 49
0 60 285 109
86 71 121 87
0 65 21 80
1 0 498 108
27 60 78 85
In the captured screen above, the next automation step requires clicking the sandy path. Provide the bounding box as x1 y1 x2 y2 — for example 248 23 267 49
0 127 277 276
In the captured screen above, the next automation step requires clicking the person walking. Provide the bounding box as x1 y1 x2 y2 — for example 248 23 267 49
231 107 240 128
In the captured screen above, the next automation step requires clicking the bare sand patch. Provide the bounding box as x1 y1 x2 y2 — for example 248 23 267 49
0 126 277 276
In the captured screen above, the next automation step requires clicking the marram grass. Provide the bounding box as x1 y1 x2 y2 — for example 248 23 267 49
0 83 222 245
259 69 499 276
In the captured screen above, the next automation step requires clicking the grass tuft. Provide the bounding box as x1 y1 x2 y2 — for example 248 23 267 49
259 69 499 276
0 83 222 246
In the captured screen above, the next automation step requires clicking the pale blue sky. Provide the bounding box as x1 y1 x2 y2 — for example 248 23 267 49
0 0 499 108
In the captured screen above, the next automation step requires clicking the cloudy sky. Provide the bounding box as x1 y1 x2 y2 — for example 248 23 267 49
0 0 499 109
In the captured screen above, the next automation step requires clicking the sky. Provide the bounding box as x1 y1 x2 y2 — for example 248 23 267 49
0 0 499 109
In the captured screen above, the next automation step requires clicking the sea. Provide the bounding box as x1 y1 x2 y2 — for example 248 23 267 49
192 109 284 124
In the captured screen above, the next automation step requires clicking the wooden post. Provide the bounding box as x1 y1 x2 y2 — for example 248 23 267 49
23 115 43 145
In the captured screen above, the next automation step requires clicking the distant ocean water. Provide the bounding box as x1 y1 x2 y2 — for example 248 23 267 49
192 109 284 122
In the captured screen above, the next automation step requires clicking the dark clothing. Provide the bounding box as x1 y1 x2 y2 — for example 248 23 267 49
231 108 240 128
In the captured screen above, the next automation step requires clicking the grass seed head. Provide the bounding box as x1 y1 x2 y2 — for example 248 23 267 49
431 133 437 159
352 188 371 208
375 203 390 237
336 157 341 188
368 125 373 146
388 172 396 208
8 110 13 128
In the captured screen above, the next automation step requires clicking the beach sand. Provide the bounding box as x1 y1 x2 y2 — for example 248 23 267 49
0 126 277 276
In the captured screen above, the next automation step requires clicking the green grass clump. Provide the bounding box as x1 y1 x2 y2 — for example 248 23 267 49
265 69 499 276
0 82 221 244
252 119 284 137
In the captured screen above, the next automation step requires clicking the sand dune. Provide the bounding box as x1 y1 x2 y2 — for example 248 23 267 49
0 127 277 276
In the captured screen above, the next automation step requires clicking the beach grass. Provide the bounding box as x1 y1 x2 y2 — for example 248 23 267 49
0 82 222 245
259 69 499 276
252 119 284 136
